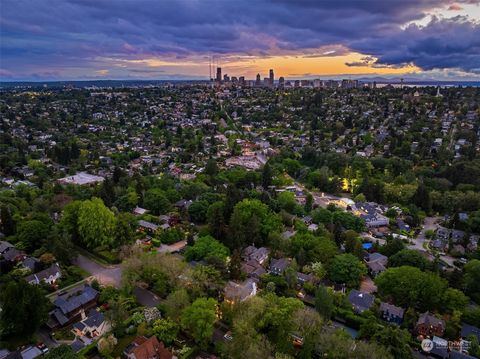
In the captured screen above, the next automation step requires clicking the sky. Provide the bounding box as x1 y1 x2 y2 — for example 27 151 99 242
0 0 479 81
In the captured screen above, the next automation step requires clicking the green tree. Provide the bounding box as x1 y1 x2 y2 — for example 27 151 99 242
181 297 217 348
328 254 367 287
152 318 179 345
312 208 333 225
315 285 334 319
16 219 50 252
389 249 430 270
0 280 49 338
164 289 191 321
78 197 116 248
184 235 229 262
188 200 210 223
465 259 480 302
229 199 281 249
114 212 135 246
0 205 15 236
375 266 447 310
143 188 171 215
304 193 313 213
261 161 273 189
205 158 218 177
207 201 227 240
43 345 77 359
277 191 297 213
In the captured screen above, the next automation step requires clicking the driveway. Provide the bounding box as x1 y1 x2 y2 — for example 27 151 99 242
74 254 122 288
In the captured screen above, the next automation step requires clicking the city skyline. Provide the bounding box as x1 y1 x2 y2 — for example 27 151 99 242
1 0 480 81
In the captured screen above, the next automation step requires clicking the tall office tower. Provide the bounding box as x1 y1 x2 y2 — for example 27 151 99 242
223 74 230 82
216 67 222 82
255 73 261 86
278 76 285 87
269 69 274 86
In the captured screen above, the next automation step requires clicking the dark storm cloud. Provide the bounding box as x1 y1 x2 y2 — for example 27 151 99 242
1 0 479 78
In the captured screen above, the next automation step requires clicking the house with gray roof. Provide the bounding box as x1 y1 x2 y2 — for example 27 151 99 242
380 302 404 325
47 285 99 329
224 279 257 304
269 258 290 275
72 309 110 339
348 290 375 313
25 263 61 285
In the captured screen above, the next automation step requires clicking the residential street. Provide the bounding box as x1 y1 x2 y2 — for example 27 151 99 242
74 254 122 288
409 216 441 251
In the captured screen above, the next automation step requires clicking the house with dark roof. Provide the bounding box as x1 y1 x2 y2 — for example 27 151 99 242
224 279 257 304
365 252 388 277
296 272 315 286
2 247 25 263
72 309 110 339
47 285 99 329
138 220 159 233
124 336 175 359
242 246 269 264
269 258 290 275
0 241 13 254
25 263 62 285
416 312 446 337
21 257 40 272
379 302 404 325
347 290 375 313
461 323 480 342
241 259 266 279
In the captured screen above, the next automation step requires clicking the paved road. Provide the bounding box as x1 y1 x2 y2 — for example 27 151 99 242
134 287 162 307
74 254 122 288
409 216 441 251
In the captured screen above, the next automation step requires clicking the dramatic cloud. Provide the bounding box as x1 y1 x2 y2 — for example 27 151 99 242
1 0 479 79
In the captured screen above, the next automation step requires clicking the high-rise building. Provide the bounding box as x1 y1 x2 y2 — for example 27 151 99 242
278 76 285 87
223 74 230 82
255 73 261 86
269 69 274 86
216 67 222 82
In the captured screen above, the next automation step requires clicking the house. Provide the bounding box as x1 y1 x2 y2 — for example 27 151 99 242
242 246 269 264
436 227 450 241
21 257 40 272
241 259 266 279
138 220 159 233
58 172 104 186
224 279 257 304
72 309 110 339
2 247 25 263
124 336 175 359
396 218 410 232
133 207 149 216
19 346 43 359
416 312 446 337
47 285 99 329
451 230 466 243
365 253 388 277
461 323 480 342
269 258 290 275
347 290 375 313
0 241 13 255
296 272 315 286
25 263 62 285
379 302 404 325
